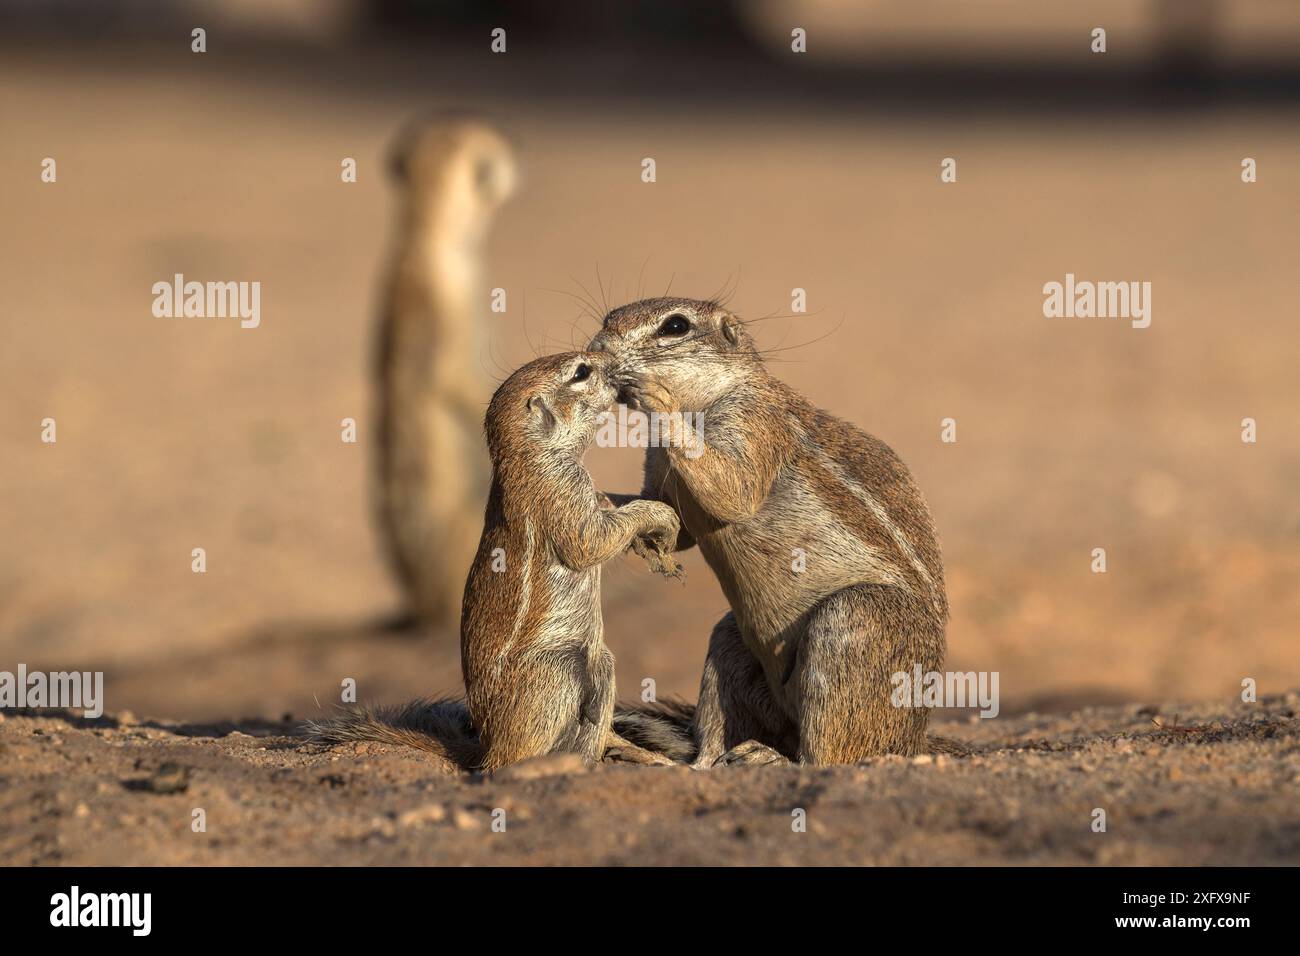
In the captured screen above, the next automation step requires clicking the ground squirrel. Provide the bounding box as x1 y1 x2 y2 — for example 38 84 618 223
310 349 691 770
461 350 685 770
374 115 515 629
310 348 696 770
588 298 949 766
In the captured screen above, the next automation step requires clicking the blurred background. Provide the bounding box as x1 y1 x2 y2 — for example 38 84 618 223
2 0 1298 725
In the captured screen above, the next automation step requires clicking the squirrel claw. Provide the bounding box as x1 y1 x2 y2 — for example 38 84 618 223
660 555 685 581
632 537 684 580
649 551 685 581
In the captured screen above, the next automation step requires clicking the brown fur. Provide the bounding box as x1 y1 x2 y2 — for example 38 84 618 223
304 697 478 769
374 115 516 628
461 351 682 771
590 298 950 766
304 696 699 769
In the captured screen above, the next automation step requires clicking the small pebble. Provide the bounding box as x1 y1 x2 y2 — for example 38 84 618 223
452 808 480 830
493 752 590 781
397 804 447 828
140 762 190 794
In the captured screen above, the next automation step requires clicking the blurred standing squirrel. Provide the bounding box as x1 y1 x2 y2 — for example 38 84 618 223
374 115 516 629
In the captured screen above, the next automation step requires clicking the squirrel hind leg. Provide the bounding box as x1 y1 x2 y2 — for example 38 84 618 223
713 739 789 767
794 584 945 764
574 647 616 762
690 613 796 770
601 730 675 766
480 652 594 770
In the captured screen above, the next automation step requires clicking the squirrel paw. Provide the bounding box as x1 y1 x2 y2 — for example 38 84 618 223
631 536 685 581
714 740 789 768
603 745 675 767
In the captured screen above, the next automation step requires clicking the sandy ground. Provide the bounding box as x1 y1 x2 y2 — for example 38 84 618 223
1 38 1298 865
3 693 1297 866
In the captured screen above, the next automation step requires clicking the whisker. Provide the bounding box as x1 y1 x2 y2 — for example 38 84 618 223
749 313 847 357
568 275 605 321
594 264 610 315
635 256 652 302
539 286 602 326
519 290 542 360
706 271 741 311
480 337 513 386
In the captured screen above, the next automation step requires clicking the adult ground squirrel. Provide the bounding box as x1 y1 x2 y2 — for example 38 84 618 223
588 298 949 766
374 115 515 628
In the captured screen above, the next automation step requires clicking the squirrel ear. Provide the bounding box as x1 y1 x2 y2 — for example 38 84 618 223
526 394 557 435
720 313 741 347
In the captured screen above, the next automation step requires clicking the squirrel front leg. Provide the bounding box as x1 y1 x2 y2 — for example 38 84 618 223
552 499 681 573
665 443 770 525
601 474 695 558
636 380 783 526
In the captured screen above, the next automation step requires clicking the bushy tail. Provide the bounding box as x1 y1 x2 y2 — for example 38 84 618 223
926 734 972 757
612 697 697 763
305 696 700 768
304 696 481 770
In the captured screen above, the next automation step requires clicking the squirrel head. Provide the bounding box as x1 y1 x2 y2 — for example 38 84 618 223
486 351 617 463
587 297 759 412
388 113 517 243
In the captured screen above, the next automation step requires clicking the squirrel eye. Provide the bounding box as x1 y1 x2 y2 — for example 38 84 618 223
571 363 592 383
657 313 690 336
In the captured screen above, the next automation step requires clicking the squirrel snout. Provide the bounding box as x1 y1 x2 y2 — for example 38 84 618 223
615 382 643 410
586 331 625 358
592 346 645 408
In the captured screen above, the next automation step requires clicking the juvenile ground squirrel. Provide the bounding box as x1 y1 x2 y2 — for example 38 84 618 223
312 352 687 770
589 298 949 766
374 115 515 628
462 350 683 769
